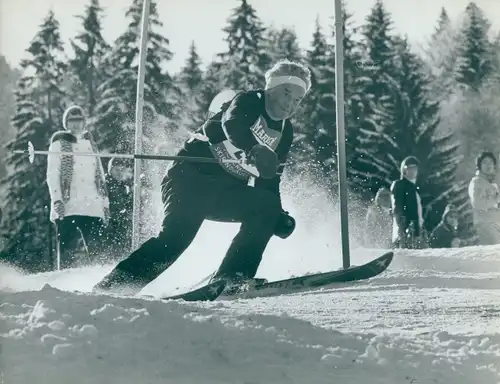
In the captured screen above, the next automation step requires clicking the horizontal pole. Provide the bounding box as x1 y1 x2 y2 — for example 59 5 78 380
13 143 243 164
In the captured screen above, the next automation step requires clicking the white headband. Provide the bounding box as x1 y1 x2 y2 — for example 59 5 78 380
265 76 307 92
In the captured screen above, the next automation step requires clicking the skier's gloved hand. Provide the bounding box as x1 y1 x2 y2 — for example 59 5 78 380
274 210 296 239
246 144 278 179
53 200 65 219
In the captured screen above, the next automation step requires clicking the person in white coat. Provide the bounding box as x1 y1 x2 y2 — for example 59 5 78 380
46 105 110 269
468 151 500 245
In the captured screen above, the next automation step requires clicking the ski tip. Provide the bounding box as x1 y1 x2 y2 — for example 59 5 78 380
378 250 394 261
384 251 394 259
372 251 394 271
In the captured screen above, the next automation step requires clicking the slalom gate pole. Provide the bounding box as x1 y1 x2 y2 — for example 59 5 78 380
334 0 351 269
131 0 151 251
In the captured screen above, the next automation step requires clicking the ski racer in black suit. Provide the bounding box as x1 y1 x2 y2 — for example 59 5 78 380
94 60 312 295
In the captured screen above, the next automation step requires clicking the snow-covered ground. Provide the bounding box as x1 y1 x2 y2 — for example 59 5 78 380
2 185 500 383
1 242 500 384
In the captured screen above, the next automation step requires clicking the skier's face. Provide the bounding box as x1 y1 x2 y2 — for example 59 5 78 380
480 157 496 175
265 84 306 120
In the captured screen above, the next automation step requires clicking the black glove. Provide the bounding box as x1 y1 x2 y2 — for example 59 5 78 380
274 210 296 239
246 144 278 179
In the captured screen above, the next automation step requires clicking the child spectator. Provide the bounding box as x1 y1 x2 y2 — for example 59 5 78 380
428 205 462 248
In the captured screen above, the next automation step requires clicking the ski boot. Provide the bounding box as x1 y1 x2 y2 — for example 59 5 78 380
212 273 268 297
92 268 147 296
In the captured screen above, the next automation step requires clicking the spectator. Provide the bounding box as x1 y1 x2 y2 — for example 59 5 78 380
106 157 134 258
364 187 392 248
468 151 500 245
428 204 462 248
46 105 110 269
390 156 424 249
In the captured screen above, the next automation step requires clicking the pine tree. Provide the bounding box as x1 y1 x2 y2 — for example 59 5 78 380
291 17 332 179
92 0 177 242
489 32 500 85
69 0 110 114
218 0 269 89
397 37 473 239
0 11 67 271
354 37 472 238
423 7 460 98
92 0 175 155
170 41 203 139
333 7 364 173
454 2 493 91
0 56 20 182
179 41 203 93
357 0 398 100
190 62 227 127
348 0 401 196
291 8 363 186
440 77 500 182
265 26 303 63
436 7 452 32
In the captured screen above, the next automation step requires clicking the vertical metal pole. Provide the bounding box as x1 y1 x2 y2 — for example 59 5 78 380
47 92 56 270
334 0 351 269
132 0 151 250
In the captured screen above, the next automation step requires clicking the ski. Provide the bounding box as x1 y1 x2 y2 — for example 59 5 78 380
159 251 393 302
220 251 394 300
160 279 227 302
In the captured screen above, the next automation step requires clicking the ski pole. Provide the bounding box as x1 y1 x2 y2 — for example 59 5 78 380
13 141 244 165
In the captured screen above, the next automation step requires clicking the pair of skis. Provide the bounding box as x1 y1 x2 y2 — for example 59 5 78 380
160 251 393 302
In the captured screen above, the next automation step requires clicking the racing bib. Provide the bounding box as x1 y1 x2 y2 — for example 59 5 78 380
209 115 283 181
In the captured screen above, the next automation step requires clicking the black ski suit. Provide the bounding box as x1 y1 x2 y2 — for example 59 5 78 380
94 90 293 293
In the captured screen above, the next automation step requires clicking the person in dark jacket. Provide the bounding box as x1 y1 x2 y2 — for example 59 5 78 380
428 204 462 248
364 187 392 248
93 59 311 295
106 157 134 259
390 156 424 249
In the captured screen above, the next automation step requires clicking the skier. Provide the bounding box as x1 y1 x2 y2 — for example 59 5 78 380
390 156 424 249
46 105 110 269
468 151 500 245
94 59 311 295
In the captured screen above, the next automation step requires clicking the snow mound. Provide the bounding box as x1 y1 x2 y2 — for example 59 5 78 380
1 283 499 384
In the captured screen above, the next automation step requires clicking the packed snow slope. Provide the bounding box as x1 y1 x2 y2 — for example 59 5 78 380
1 187 500 383
2 242 500 384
